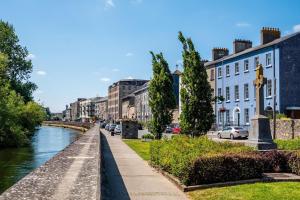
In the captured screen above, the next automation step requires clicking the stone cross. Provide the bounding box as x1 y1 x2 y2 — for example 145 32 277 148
253 64 267 116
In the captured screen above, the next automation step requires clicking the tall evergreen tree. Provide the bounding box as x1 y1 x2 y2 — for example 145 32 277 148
0 20 36 102
149 52 176 139
178 32 214 136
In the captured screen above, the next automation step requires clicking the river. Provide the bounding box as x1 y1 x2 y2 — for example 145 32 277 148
0 126 81 194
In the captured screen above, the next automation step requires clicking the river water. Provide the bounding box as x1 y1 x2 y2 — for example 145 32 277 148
0 126 81 194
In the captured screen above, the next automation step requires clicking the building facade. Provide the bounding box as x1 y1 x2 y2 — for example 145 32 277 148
95 97 108 121
207 28 300 128
80 97 102 122
121 94 135 119
134 83 151 122
70 98 86 122
108 79 148 121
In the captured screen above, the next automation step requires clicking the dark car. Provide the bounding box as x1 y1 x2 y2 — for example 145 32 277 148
165 125 173 133
109 124 117 132
100 122 107 128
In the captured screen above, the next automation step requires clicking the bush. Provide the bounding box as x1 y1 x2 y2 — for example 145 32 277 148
150 135 253 185
260 150 291 173
189 153 264 185
275 138 300 150
288 151 300 175
142 133 155 140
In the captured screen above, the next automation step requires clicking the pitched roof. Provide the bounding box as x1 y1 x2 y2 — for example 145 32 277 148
205 31 300 66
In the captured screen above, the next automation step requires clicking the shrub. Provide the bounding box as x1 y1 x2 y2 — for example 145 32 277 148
142 133 155 140
189 153 264 185
260 150 291 172
288 151 300 175
150 135 253 185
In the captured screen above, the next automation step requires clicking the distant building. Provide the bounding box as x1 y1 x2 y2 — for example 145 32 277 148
51 113 63 121
134 82 150 123
80 97 102 122
108 79 148 121
121 94 135 119
95 97 108 120
70 98 86 121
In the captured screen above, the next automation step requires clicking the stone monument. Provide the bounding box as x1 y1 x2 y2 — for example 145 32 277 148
121 120 139 139
246 64 277 150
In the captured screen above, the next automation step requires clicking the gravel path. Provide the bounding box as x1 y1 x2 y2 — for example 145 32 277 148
0 125 100 200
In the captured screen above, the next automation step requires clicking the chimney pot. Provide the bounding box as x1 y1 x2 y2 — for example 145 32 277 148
261 27 281 44
212 48 229 61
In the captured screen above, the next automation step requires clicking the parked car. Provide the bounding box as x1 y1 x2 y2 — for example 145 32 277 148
109 124 117 132
105 124 110 130
165 125 173 133
172 124 181 134
217 126 249 139
100 122 107 128
114 125 121 134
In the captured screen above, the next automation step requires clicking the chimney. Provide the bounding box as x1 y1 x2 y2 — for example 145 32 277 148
261 27 281 45
233 39 252 54
212 48 229 61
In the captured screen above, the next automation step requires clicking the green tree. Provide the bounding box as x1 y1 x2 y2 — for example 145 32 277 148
149 52 176 139
0 20 36 102
178 32 214 136
0 53 45 147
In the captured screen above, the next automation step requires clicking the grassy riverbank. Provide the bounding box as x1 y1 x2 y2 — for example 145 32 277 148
123 139 151 161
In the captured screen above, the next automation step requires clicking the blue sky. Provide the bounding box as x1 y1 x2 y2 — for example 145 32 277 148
1 0 300 112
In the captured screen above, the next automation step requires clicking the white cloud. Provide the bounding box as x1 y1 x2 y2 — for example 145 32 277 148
126 52 134 57
36 70 47 76
236 22 251 27
126 76 133 79
293 24 300 33
105 0 115 8
100 77 111 82
26 53 35 60
112 68 120 72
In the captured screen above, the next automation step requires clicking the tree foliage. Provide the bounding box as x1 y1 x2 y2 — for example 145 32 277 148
149 52 176 139
178 32 214 136
0 53 45 147
0 20 36 102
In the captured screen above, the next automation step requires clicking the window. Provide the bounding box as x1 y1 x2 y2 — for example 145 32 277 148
218 67 222 78
235 63 239 75
234 85 239 101
226 65 230 77
254 57 259 69
267 80 272 97
218 111 222 123
225 87 230 101
244 60 249 72
266 53 272 66
244 84 249 100
210 69 215 81
226 110 230 124
244 108 249 124
218 88 222 99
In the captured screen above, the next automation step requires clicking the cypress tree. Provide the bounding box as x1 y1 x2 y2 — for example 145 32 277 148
178 32 214 136
149 52 176 139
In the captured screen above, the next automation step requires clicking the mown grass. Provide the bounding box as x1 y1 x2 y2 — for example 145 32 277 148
123 139 151 161
275 137 300 150
188 182 300 200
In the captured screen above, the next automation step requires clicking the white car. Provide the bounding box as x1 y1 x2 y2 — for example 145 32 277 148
217 126 249 140
114 125 121 134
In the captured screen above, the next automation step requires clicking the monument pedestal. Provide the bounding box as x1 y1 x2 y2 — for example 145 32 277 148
246 115 277 150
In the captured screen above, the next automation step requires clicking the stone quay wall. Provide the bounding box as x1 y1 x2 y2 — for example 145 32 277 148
270 119 300 139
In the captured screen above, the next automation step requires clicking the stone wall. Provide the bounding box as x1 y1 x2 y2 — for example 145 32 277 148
270 119 300 139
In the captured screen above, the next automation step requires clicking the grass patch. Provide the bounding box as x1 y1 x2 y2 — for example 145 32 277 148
275 138 300 150
188 182 300 200
123 139 151 161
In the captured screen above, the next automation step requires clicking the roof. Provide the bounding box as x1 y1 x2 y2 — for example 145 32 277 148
122 93 135 100
205 31 300 66
133 82 149 94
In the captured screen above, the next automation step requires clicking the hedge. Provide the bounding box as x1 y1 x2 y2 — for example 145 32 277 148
189 153 264 185
289 151 300 175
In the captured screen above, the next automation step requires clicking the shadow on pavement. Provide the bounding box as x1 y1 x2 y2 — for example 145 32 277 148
101 133 130 200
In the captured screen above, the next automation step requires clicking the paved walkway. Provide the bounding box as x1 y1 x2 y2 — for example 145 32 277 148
0 125 100 200
101 129 188 200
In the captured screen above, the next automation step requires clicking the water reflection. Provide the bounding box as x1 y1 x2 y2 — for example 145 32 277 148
0 126 80 194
